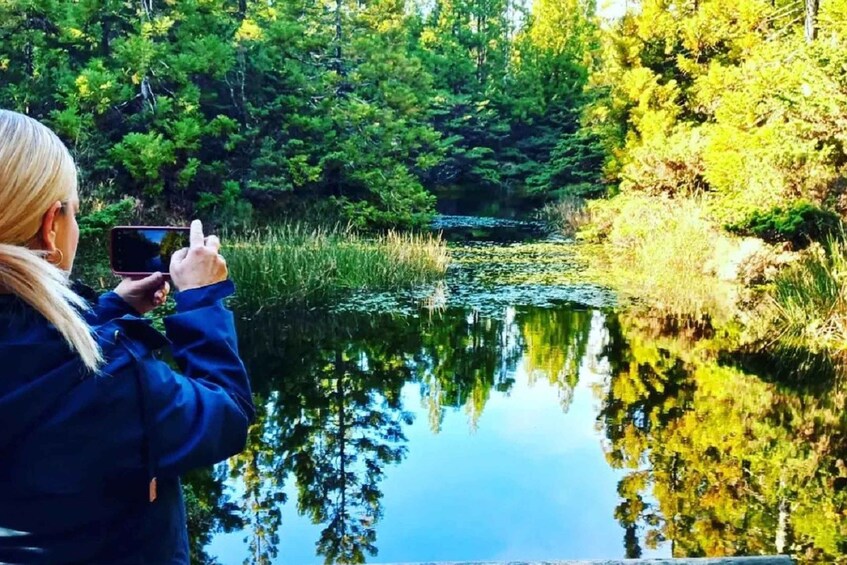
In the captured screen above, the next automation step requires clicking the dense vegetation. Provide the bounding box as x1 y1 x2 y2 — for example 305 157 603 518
568 0 847 354
0 0 600 228
591 0 847 222
6 2 847 561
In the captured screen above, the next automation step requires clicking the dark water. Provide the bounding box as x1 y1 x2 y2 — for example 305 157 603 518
194 216 847 564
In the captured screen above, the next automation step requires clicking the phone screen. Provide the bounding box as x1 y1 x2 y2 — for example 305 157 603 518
110 227 190 275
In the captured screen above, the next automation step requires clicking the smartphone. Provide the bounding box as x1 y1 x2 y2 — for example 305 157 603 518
110 226 190 276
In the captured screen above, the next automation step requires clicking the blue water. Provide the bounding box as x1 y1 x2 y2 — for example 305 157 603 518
207 309 669 563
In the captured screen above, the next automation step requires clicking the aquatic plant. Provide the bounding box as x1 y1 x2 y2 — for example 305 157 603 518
225 224 449 311
538 196 591 237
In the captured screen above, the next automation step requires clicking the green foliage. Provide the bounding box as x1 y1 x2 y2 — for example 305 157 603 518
75 197 138 286
78 198 137 238
225 225 449 311
728 201 843 249
411 0 601 204
0 0 605 225
590 0 847 225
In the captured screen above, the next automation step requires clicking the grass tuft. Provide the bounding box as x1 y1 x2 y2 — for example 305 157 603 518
538 197 591 237
225 224 449 311
769 238 847 352
583 194 738 320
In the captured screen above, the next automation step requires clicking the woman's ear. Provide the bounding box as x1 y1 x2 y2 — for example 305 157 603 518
38 200 63 252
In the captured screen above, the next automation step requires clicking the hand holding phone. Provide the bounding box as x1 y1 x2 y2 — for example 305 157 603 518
115 273 171 315
169 220 228 292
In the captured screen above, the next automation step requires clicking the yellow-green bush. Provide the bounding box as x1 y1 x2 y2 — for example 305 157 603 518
591 0 847 226
585 194 738 318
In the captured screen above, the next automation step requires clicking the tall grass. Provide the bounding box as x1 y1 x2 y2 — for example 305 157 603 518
225 224 449 310
769 238 847 351
539 197 591 237
586 194 738 320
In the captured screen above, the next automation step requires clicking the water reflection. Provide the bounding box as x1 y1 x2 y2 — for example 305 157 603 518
599 310 847 563
200 304 597 563
192 300 847 564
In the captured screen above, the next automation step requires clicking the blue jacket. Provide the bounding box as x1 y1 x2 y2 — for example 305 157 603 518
0 280 254 564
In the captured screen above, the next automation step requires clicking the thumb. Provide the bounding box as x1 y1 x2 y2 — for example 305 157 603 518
128 272 165 292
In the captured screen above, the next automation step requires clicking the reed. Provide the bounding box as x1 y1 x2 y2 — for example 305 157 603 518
225 224 449 310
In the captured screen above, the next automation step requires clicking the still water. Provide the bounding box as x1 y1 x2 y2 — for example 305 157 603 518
197 216 847 564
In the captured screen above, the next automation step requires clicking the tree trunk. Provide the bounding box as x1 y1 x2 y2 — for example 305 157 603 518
335 0 343 78
805 0 819 43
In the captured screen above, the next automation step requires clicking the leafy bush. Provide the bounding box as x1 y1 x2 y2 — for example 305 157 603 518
728 201 843 250
78 198 137 238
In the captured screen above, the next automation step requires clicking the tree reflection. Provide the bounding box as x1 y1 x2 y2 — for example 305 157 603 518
520 307 593 411
600 310 847 562
194 303 596 563
183 465 243 565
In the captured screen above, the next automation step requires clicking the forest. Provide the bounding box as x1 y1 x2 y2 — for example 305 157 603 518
3 0 846 334
0 0 601 229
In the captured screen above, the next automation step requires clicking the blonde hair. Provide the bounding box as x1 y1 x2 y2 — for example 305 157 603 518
0 110 101 371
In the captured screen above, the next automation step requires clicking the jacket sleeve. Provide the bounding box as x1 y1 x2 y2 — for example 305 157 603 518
71 279 137 326
139 280 255 477
86 291 137 326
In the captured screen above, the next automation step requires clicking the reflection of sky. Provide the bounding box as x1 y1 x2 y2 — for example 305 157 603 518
141 229 168 244
209 312 670 564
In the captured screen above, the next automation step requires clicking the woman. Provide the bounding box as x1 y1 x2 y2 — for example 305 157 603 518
0 110 255 563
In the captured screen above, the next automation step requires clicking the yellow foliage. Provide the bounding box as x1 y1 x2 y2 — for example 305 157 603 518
592 0 847 227
75 75 91 97
235 19 263 42
141 16 175 38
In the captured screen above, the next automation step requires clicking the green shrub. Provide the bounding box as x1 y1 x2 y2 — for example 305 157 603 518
727 201 842 250
78 198 137 238
75 198 138 288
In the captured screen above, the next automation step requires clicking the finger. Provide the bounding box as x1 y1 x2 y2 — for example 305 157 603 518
134 272 165 291
162 281 171 296
171 248 188 266
205 235 221 253
189 219 204 249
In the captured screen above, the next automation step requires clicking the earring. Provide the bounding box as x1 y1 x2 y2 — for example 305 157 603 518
47 248 64 266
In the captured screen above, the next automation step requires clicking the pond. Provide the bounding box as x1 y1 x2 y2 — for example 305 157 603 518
197 215 847 564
